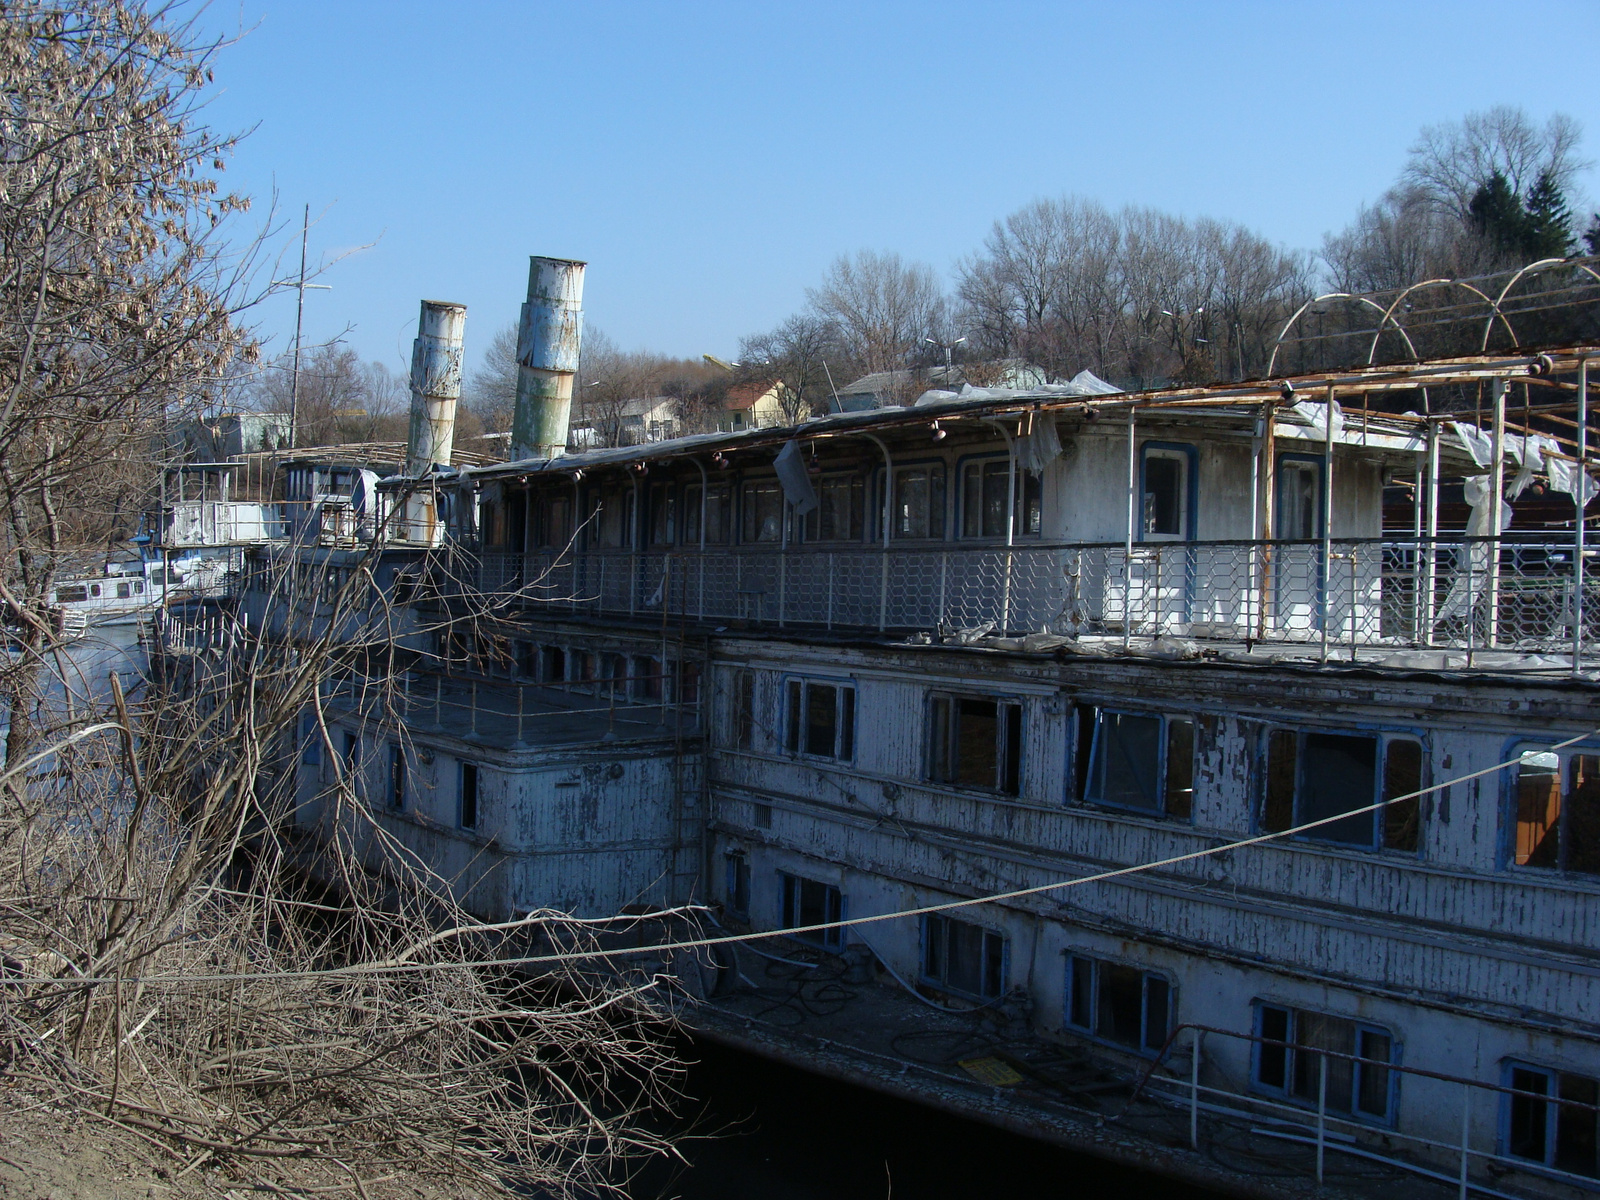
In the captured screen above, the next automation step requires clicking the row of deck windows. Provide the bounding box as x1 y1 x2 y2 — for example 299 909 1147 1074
731 672 1600 870
728 858 1599 1173
514 459 1045 551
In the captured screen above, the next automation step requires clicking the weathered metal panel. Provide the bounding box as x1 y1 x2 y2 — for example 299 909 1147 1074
406 300 467 474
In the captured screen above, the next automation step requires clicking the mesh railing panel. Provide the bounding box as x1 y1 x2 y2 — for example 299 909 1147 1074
445 539 1600 660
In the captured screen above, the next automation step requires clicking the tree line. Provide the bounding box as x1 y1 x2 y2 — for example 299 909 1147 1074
455 105 1595 445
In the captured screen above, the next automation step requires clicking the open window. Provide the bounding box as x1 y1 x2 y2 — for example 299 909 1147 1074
732 670 756 751
922 914 1006 1000
300 710 323 766
803 473 865 542
458 762 479 831
1066 954 1173 1054
1260 728 1423 852
779 872 843 950
724 852 751 918
960 459 1042 539
1078 705 1194 819
928 693 1023 796
1504 1062 1600 1177
1141 445 1195 541
1512 748 1600 876
784 677 855 761
388 744 405 811
1254 1003 1395 1123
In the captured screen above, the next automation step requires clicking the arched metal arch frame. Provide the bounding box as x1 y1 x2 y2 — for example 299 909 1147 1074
1481 257 1600 353
1266 293 1418 377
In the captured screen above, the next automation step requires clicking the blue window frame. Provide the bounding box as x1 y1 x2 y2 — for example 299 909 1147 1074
922 914 1006 999
1502 1060 1600 1178
1138 442 1198 542
1065 953 1173 1055
783 676 855 762
958 453 1042 540
1258 726 1423 852
1252 1001 1397 1124
1507 743 1600 877
872 461 947 541
1079 705 1194 819
779 872 843 950
300 710 322 766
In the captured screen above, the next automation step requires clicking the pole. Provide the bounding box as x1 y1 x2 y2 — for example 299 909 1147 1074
1487 378 1506 649
1425 417 1441 647
1316 1053 1327 1185
1258 399 1278 640
1189 1030 1203 1150
1576 357 1589 675
288 204 309 449
1458 1087 1471 1200
1321 385 1335 663
1124 406 1137 650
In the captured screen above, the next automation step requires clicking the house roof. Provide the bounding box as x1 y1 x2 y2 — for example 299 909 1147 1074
724 380 778 410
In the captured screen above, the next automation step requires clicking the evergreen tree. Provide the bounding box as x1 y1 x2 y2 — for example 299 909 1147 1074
1523 168 1574 258
1469 171 1533 259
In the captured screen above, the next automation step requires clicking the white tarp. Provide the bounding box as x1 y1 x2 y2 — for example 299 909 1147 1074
774 440 818 516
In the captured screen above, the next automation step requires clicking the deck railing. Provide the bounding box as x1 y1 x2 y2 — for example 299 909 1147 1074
427 537 1600 663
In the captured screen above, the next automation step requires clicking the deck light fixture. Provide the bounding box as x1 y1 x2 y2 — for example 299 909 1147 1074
930 421 947 440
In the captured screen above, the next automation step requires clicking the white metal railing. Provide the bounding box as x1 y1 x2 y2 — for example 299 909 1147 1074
1137 1023 1600 1199
433 538 1600 664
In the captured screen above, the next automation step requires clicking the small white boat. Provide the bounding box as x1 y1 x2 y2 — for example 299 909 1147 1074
50 554 234 628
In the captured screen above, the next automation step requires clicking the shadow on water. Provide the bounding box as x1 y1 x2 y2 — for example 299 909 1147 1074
625 1036 1226 1200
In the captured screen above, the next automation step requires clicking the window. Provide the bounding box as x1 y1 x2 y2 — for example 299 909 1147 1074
300 711 322 766
540 644 565 684
1505 1063 1600 1177
881 465 945 540
55 584 88 603
928 694 1022 795
724 853 751 917
959 460 1042 539
632 655 661 701
1142 447 1193 539
922 914 1005 999
535 493 572 548
1277 457 1322 540
388 744 405 811
683 484 731 545
1512 748 1600 876
648 483 676 547
741 479 783 543
116 581 131 599
784 678 855 761
1080 706 1194 818
1066 955 1172 1054
134 580 144 595
803 473 865 542
779 873 843 950
594 488 634 548
459 762 479 830
342 731 360 772
514 640 536 679
1260 728 1423 851
733 671 755 750
1254 1003 1395 1123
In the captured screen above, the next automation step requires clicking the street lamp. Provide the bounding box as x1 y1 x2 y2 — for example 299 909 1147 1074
924 336 967 378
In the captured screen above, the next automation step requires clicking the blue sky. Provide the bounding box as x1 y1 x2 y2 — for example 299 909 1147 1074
202 0 1600 375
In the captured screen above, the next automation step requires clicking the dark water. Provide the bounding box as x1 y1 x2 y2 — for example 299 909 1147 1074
628 1039 1225 1200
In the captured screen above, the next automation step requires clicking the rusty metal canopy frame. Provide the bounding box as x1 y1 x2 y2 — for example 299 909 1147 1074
1269 256 1600 377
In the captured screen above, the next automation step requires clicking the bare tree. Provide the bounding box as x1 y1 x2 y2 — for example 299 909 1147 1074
806 250 947 380
1404 106 1588 225
738 313 844 421
465 321 519 435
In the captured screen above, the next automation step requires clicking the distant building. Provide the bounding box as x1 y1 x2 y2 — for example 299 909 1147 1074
170 412 292 459
570 396 681 448
719 381 790 431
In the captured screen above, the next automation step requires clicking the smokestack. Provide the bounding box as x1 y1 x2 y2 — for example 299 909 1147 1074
511 256 586 460
406 300 467 474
